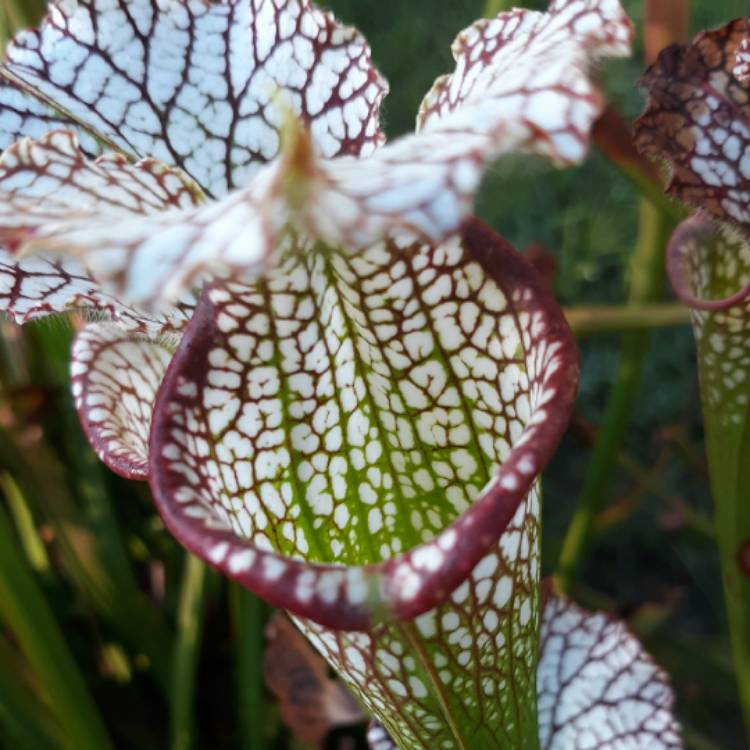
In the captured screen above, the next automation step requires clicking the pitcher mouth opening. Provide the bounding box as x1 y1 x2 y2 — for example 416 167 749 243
667 217 750 313
148 219 579 630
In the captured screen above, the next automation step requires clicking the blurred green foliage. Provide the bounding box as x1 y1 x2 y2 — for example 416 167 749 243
0 1 747 749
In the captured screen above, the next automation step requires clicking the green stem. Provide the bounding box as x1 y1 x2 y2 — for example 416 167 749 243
170 554 208 750
676 221 750 738
230 585 270 750
0 683 62 750
703 395 750 737
556 201 671 593
0 501 114 750
564 304 689 337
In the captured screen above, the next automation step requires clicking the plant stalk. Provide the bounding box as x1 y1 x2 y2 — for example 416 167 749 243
564 303 689 337
170 553 209 750
230 584 270 750
701 340 750 738
556 200 671 592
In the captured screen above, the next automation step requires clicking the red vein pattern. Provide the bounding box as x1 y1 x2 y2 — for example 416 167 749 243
635 18 750 235
419 0 632 156
0 130 203 317
0 130 285 311
0 95 190 333
0 249 186 334
538 594 681 749
150 220 577 621
0 76 103 155
635 17 750 431
297 483 541 748
364 592 681 750
148 220 578 745
0 0 388 321
72 323 174 479
666 217 750 425
636 23 750 740
1 0 388 198
0 1 674 746
0 130 202 218
305 0 633 251
0 1 632 314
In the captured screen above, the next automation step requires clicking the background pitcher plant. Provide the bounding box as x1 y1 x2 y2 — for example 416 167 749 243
636 17 750 737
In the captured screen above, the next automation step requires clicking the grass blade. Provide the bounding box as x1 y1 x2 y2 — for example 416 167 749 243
0 500 114 750
0 637 66 750
1 471 50 577
22 323 173 692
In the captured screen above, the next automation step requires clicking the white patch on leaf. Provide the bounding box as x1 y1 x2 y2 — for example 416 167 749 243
538 593 681 749
0 247 188 334
0 1 631 313
734 37 750 82
300 0 632 250
636 18 750 234
1 0 388 196
72 322 173 479
0 130 281 311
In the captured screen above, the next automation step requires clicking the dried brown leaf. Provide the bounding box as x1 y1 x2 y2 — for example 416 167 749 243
264 613 364 745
